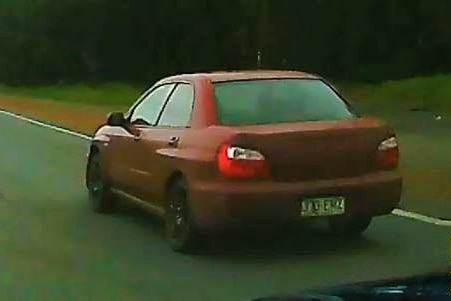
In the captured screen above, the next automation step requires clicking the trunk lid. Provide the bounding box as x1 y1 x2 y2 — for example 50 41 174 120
228 118 392 182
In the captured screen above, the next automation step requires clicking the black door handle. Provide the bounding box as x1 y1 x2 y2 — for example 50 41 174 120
168 136 180 147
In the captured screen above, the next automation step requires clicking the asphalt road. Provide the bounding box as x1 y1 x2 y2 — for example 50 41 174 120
0 112 448 301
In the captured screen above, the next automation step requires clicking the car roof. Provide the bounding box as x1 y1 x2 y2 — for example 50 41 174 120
162 70 320 83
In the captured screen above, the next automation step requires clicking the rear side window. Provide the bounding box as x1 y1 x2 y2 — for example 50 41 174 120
157 84 194 127
130 84 175 125
213 79 354 126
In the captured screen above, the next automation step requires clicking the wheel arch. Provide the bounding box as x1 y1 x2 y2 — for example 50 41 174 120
86 141 112 183
88 144 100 159
87 138 110 162
165 170 185 196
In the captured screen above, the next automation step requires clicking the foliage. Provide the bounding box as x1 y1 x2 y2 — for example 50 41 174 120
0 0 451 84
338 75 451 112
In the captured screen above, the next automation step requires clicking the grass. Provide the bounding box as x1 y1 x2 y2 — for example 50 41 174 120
0 83 142 107
0 75 450 113
337 74 451 114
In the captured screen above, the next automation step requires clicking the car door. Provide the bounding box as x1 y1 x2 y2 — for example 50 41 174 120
110 83 176 196
131 83 195 205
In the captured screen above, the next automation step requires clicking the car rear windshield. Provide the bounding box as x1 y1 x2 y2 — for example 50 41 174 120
213 79 354 126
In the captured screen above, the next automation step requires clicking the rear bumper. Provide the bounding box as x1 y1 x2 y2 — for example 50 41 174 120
189 171 402 231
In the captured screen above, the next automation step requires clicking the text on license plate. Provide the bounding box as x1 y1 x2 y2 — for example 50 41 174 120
301 196 345 217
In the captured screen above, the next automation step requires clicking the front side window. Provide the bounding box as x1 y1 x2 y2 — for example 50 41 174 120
130 84 175 125
213 79 354 126
157 84 194 127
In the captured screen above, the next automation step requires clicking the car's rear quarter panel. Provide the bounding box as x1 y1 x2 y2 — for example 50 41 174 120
148 77 230 202
151 126 235 202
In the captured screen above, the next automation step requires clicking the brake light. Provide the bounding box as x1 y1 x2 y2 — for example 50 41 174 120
376 136 399 169
217 144 269 178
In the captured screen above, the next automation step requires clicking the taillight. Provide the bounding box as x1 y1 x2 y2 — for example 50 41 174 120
217 144 269 178
376 136 399 169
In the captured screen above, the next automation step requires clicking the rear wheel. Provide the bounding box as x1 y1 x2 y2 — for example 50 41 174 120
86 153 116 213
165 178 199 253
328 215 372 238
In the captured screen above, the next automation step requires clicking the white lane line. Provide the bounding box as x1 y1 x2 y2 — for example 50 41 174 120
0 109 91 140
0 109 450 227
392 209 451 227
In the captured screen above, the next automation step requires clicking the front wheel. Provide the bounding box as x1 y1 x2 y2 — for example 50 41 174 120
86 154 116 213
328 215 372 238
165 178 199 253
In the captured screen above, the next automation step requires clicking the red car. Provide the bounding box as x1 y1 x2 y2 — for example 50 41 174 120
86 71 402 252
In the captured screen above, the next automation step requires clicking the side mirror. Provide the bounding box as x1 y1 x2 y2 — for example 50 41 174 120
106 112 126 127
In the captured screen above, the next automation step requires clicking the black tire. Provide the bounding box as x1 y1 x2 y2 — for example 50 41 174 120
328 215 372 238
86 153 116 213
165 178 199 253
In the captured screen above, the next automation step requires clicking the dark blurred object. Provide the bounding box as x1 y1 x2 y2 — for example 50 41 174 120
253 272 449 301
